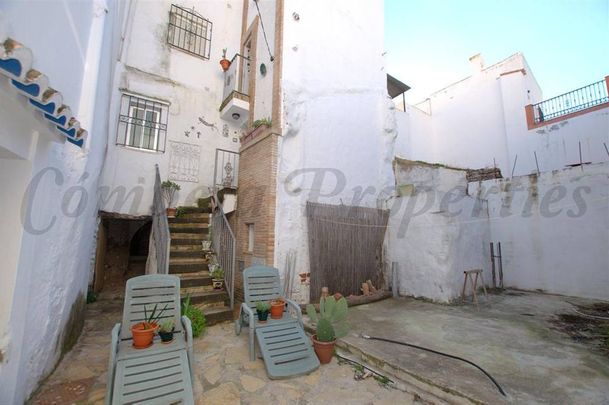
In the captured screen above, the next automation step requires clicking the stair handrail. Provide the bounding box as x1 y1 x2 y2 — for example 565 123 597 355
209 186 236 310
149 164 170 274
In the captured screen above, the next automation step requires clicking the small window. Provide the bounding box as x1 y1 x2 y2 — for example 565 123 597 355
117 94 168 152
167 4 212 59
247 223 254 252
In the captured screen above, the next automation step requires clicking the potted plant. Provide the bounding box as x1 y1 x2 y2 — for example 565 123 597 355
255 301 271 323
201 238 212 251
211 266 224 289
158 319 175 344
161 180 181 217
270 298 285 319
306 295 349 364
220 48 231 72
131 304 168 349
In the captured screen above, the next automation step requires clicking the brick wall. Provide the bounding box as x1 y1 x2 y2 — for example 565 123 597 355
234 131 278 302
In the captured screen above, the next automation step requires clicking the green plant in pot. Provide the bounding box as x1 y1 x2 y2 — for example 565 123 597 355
131 304 168 349
161 180 181 217
211 266 224 290
306 295 349 364
255 301 271 323
158 319 175 344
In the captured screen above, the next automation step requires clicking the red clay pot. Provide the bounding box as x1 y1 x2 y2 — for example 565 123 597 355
270 299 285 319
220 59 231 72
131 322 158 349
166 207 176 217
311 335 335 364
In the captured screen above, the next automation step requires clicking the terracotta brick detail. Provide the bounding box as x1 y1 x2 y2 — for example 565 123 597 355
234 132 278 302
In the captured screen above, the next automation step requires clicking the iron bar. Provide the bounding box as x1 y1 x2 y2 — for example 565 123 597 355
490 242 496 289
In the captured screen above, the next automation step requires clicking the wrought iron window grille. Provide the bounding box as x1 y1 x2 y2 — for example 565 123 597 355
167 4 212 60
116 93 169 153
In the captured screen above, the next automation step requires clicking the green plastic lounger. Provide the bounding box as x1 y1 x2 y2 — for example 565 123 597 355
106 274 194 405
235 265 320 379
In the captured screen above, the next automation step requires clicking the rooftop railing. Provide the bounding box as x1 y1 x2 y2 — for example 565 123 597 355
531 78 609 125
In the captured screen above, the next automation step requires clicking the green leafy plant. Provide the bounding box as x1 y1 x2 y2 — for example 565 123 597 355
86 290 97 304
255 301 271 312
181 295 206 338
221 47 228 59
175 207 186 217
253 117 272 129
306 295 349 342
211 266 224 280
143 303 169 328
159 319 175 333
161 180 181 208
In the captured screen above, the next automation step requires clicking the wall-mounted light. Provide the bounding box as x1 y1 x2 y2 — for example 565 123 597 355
232 113 240 120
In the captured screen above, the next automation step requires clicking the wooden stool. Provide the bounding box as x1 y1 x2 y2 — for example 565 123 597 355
461 269 488 309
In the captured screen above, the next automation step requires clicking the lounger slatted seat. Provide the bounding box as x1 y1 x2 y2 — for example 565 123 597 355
106 275 194 405
235 265 319 379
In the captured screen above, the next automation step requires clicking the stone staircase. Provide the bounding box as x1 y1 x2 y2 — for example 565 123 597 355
168 206 233 326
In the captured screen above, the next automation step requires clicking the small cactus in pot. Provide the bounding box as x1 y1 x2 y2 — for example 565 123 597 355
306 295 349 364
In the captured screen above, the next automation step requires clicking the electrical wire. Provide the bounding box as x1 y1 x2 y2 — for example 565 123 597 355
360 334 507 397
253 0 274 61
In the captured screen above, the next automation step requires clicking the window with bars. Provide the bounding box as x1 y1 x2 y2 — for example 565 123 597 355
116 94 169 152
167 4 212 59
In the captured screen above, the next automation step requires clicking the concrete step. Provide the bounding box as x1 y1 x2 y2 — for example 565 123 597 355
177 272 212 288
169 216 209 224
179 206 211 214
171 233 206 240
200 305 234 326
182 286 229 305
170 259 209 273
170 249 205 258
169 225 209 234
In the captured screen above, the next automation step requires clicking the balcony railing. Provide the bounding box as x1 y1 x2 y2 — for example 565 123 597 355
221 54 250 110
531 78 609 125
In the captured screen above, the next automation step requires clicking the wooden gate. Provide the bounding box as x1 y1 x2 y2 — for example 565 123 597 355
306 202 389 302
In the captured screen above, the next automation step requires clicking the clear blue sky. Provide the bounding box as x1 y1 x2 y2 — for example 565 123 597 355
385 0 609 103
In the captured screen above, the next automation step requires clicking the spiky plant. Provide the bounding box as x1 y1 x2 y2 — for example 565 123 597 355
306 295 349 342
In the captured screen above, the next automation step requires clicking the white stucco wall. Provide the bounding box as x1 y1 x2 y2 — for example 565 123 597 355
395 53 608 177
386 161 490 302
0 0 118 402
274 1 394 300
100 0 243 215
468 162 609 300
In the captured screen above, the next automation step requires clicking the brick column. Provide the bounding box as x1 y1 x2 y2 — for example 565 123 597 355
525 104 535 130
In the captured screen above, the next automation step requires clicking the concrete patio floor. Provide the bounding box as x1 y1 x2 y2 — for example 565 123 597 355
338 291 609 404
29 289 422 405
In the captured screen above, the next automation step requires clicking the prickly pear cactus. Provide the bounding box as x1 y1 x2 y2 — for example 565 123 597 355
307 295 349 340
316 318 335 342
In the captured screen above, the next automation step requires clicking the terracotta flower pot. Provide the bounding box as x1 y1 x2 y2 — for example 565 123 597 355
220 58 231 72
131 322 158 349
311 335 336 364
166 207 177 217
270 299 285 319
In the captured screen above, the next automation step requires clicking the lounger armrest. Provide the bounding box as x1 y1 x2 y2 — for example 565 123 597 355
285 299 303 325
241 303 255 328
105 323 121 405
181 315 194 384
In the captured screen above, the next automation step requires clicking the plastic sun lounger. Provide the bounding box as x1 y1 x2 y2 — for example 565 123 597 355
235 265 320 379
106 275 194 405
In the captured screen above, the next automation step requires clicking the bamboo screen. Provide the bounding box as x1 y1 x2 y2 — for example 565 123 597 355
306 202 389 302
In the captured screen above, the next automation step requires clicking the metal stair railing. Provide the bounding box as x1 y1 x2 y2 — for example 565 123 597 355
148 164 170 274
210 187 236 309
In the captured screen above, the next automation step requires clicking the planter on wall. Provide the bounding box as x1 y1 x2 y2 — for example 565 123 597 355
166 207 176 217
220 59 231 72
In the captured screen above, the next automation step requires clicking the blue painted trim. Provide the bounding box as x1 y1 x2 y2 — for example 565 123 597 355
44 113 67 126
30 98 57 115
11 79 40 97
0 58 22 77
66 137 84 148
57 125 77 138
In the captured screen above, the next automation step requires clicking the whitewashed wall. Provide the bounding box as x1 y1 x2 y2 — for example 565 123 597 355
274 0 393 301
0 0 119 402
386 161 490 302
468 162 609 300
100 0 243 215
395 53 608 177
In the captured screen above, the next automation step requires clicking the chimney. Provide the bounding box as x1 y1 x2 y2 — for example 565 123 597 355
469 53 484 74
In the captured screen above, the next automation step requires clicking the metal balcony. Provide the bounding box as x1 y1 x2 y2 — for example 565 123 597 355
220 54 250 127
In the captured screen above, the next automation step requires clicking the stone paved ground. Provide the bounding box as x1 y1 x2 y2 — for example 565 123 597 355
30 290 421 404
